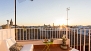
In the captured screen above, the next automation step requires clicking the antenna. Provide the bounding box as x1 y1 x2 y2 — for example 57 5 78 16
66 7 70 27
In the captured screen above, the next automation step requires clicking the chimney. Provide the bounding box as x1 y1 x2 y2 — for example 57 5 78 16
7 20 9 25
7 20 9 28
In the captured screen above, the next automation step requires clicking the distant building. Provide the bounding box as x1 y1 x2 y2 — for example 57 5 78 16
10 19 13 26
1 19 13 29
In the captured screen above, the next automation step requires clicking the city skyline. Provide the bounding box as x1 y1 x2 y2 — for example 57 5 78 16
0 0 91 26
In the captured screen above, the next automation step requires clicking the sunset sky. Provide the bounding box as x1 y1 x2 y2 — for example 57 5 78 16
0 0 91 26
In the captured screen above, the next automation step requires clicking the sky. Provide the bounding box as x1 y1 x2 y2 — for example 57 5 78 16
0 0 91 26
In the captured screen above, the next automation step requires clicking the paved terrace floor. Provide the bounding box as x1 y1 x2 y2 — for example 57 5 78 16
17 40 71 51
34 44 71 51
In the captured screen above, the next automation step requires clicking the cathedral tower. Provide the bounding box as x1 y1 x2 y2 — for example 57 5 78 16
10 19 13 26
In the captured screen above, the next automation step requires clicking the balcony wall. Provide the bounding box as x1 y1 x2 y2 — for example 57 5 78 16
0 29 15 51
0 29 15 43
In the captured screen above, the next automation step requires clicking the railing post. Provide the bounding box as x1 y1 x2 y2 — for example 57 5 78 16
55 28 56 39
45 28 46 39
74 29 75 48
46 28 47 39
50 28 51 39
42 28 43 39
37 28 38 40
29 28 30 40
69 28 70 47
52 28 53 39
59 28 60 38
33 28 35 40
77 28 78 50
83 29 86 51
26 29 27 40
23 28 24 40
57 28 58 38
70 28 72 47
80 29 82 51
89 29 90 51
66 27 68 39
20 29 21 40
40 28 41 39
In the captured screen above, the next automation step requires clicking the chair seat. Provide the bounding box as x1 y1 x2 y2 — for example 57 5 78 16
20 44 33 51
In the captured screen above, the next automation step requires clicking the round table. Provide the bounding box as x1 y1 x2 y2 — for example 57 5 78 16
42 42 53 51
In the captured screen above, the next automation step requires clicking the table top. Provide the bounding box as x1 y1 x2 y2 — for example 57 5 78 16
43 42 53 44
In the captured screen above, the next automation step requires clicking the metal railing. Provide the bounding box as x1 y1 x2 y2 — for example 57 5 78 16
16 28 91 51
16 28 65 40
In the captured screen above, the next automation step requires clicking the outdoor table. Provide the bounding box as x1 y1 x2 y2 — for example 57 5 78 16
42 40 53 51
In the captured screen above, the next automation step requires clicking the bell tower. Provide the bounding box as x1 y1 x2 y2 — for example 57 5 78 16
10 19 13 26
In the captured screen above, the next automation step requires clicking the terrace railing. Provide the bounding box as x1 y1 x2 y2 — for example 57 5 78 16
15 28 91 51
16 28 66 40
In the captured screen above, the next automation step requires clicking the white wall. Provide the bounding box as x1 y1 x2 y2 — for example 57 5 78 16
0 29 15 51
0 29 15 40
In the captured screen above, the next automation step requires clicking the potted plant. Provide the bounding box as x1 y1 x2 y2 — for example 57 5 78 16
60 34 68 50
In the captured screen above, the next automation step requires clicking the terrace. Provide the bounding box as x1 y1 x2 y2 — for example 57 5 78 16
0 27 90 51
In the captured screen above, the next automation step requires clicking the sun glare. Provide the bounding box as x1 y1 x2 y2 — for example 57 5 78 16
54 18 67 26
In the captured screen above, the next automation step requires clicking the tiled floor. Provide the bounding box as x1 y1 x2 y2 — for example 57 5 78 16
34 44 71 51
17 41 71 51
